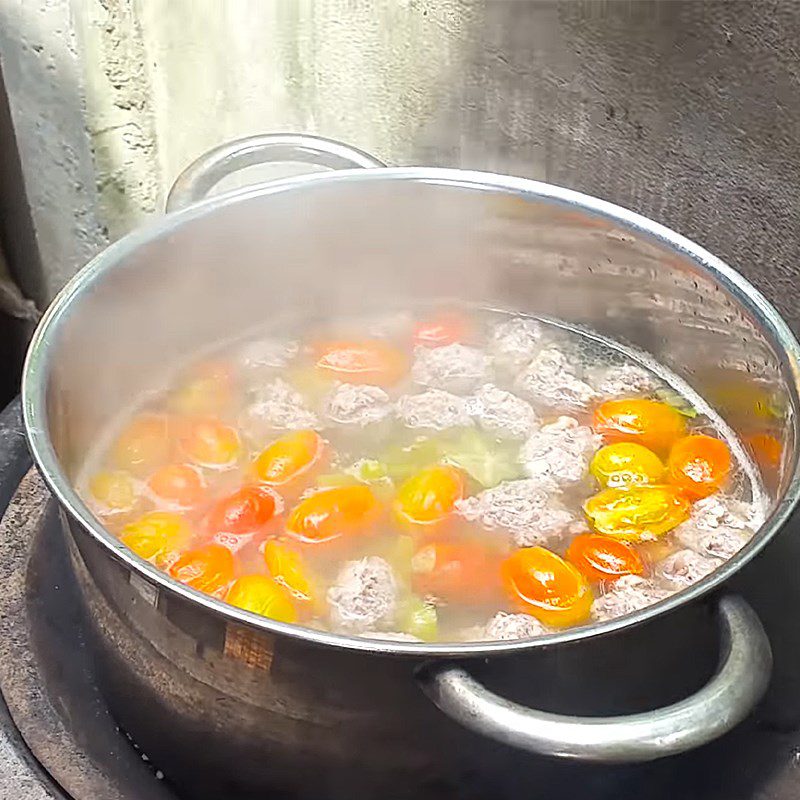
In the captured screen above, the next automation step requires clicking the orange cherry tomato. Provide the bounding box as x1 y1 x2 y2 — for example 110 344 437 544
252 430 325 489
411 540 501 603
206 485 279 537
169 360 235 416
285 485 380 545
501 547 593 628
566 533 645 583
394 465 465 526
179 417 241 469
593 398 686 453
226 574 298 623
89 470 137 513
413 313 469 348
584 485 689 542
147 463 207 509
112 414 171 475
667 434 732 499
168 543 235 598
263 540 316 615
120 511 192 568
314 340 408 386
590 442 664 488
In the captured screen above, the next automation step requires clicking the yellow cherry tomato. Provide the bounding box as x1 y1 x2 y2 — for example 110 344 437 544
226 574 297 623
120 511 192 568
584 485 689 542
169 360 235 416
501 547 593 628
112 414 171 475
252 430 326 489
593 398 686 453
179 417 241 469
89 470 137 513
263 540 316 615
147 462 207 509
394 465 465 526
590 442 665 488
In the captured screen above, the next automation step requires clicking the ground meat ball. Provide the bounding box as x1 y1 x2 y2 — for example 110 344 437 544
456 479 575 547
591 575 672 622
514 347 597 413
237 338 300 371
673 520 753 561
358 631 422 643
396 389 473 431
586 362 659 399
240 378 320 442
411 343 491 394
484 612 548 640
467 384 538 439
656 549 721 588
323 383 393 427
520 416 600 488
327 557 398 634
488 317 547 367
688 493 760 532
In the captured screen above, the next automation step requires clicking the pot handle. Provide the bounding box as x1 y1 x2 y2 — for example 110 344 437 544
166 133 385 212
417 594 771 763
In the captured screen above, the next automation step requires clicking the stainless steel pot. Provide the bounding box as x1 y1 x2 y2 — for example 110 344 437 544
22 135 800 799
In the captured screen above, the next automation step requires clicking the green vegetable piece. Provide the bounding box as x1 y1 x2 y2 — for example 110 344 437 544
380 437 444 482
399 596 438 642
440 428 524 488
387 535 415 585
315 473 359 488
654 387 698 418
346 459 389 482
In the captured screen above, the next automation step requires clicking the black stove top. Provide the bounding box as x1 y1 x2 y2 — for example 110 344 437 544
2 395 800 800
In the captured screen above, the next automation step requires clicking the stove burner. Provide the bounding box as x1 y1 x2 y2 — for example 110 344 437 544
2 394 800 799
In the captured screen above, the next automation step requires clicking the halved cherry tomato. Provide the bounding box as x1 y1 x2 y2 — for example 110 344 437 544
252 430 325 490
411 540 501 603
413 313 469 348
285 485 380 544
747 432 782 472
566 533 644 583
179 417 241 469
120 511 192 568
89 470 137 513
394 465 465 526
147 463 207 509
667 434 731 499
226 574 298 623
263 540 316 615
206 485 279 537
112 414 171 475
168 543 235 598
590 442 664 488
501 547 593 628
313 340 408 386
593 398 686 453
169 360 235 416
584 485 689 542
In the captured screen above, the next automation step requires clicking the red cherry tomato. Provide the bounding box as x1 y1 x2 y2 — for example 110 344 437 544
314 340 408 386
501 547 593 628
285 485 380 544
168 543 235 598
413 313 469 348
206 485 279 537
179 417 241 469
147 463 207 509
412 540 501 603
667 434 732 499
566 533 645 583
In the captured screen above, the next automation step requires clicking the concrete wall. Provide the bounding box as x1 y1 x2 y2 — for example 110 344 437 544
0 0 798 328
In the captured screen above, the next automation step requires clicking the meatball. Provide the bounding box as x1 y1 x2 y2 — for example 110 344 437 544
688 493 760 532
656 549 721 588
323 383 393 427
239 378 320 442
467 383 538 439
327 557 398 634
488 317 547 367
591 575 671 622
514 347 597 413
412 343 491 394
586 362 659 399
484 612 548 640
456 479 575 547
520 416 600 488
396 389 473 431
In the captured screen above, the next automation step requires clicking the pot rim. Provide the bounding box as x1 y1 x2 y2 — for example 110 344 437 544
22 166 800 657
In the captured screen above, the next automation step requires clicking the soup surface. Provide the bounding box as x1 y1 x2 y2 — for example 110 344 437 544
78 307 765 643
